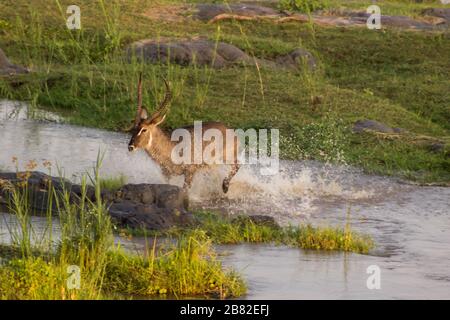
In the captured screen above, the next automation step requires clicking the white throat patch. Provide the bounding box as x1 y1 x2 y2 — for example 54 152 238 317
147 133 153 148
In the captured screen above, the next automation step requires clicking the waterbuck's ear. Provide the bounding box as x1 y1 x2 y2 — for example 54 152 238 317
139 107 149 120
150 114 166 126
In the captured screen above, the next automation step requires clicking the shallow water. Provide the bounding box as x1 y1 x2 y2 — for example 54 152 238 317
0 100 449 299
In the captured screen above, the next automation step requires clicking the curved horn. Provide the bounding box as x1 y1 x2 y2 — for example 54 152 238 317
158 78 172 112
134 72 143 126
145 78 172 124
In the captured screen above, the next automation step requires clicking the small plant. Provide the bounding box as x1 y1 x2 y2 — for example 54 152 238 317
285 224 374 253
104 230 246 299
99 175 126 192
0 18 11 31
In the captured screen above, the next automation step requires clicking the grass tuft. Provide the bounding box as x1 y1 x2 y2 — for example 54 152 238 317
139 211 375 255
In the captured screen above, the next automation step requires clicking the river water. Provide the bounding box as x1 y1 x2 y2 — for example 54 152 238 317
0 100 449 299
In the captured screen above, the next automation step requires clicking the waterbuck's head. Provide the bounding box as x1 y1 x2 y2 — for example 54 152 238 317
128 74 171 152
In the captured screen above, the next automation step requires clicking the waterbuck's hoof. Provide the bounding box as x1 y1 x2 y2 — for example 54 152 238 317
222 180 230 193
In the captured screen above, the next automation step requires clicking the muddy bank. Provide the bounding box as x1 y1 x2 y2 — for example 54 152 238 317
0 171 193 230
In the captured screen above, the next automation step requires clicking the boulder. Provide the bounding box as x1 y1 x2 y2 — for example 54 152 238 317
127 39 252 68
0 48 29 76
275 48 317 71
127 38 317 72
353 119 399 134
0 171 192 231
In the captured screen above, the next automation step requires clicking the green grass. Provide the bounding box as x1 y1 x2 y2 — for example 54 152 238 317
0 232 245 299
129 211 375 254
0 157 245 299
99 175 126 192
104 231 245 298
0 0 448 184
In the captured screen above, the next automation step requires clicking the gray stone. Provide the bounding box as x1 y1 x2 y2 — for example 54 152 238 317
0 171 192 231
353 120 397 134
127 39 316 72
275 48 317 71
127 39 252 68
427 142 445 154
109 204 192 230
0 48 29 76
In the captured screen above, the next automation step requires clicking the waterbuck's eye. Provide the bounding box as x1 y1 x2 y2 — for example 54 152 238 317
138 128 147 136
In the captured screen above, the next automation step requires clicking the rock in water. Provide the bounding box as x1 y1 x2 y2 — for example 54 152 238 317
108 183 192 230
0 171 193 231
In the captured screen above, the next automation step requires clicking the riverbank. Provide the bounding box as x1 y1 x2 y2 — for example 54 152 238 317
0 0 449 184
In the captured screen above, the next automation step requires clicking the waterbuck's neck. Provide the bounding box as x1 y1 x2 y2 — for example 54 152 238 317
144 127 177 173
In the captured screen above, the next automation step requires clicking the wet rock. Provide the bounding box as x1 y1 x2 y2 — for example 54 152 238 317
0 171 78 212
0 48 29 76
109 183 192 230
353 120 398 134
114 184 155 204
109 203 192 230
0 171 192 231
127 39 316 72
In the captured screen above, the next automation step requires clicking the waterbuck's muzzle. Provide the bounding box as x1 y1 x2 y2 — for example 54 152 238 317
128 144 135 152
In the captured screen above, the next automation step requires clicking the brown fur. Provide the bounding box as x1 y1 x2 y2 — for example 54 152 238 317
128 76 239 193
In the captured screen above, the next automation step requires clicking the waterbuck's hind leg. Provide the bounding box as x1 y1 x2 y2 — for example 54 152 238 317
222 164 240 194
183 171 194 191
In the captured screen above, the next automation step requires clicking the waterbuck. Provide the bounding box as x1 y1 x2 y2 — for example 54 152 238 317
128 74 240 193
